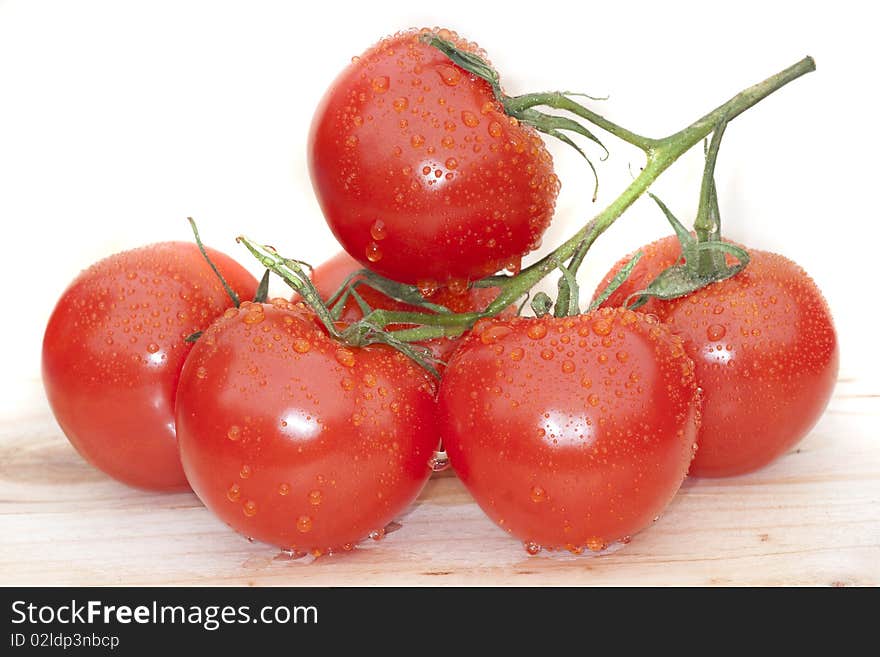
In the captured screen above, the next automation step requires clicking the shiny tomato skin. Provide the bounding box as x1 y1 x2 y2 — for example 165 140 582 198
175 300 438 551
595 236 839 477
303 251 511 362
308 28 559 285
438 308 700 552
42 242 258 490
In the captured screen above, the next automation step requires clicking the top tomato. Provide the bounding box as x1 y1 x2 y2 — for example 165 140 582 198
308 28 560 286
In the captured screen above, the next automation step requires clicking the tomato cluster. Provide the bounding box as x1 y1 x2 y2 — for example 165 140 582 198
41 27 835 557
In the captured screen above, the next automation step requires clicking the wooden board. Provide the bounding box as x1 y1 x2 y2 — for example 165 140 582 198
1 376 877 586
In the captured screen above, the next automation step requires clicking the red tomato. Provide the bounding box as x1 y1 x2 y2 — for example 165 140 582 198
308 28 560 285
303 251 512 362
42 242 258 490
175 300 438 552
594 235 839 477
438 308 700 553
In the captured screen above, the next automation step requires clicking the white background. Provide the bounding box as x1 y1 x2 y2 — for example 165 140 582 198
1 0 876 416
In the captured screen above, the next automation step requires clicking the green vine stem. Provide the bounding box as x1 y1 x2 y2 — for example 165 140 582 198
240 55 815 349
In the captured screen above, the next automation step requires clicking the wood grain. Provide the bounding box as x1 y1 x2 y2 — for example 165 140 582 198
1 377 877 586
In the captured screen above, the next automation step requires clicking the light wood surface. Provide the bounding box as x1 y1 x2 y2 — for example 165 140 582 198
1 376 877 586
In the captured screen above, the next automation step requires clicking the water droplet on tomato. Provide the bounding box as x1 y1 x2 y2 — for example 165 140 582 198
392 96 408 112
345 134 359 148
242 500 257 517
369 528 386 541
335 348 356 367
707 324 726 341
480 324 511 344
461 110 479 127
561 360 575 373
196 366 208 379
370 219 387 241
540 349 555 361
227 484 241 502
293 338 311 353
243 309 265 325
297 515 313 533
524 541 542 555
438 65 461 86
530 486 547 503
592 319 612 336
308 490 322 506
146 342 159 353
410 134 425 148
588 394 600 407
365 241 383 262
371 76 389 93
527 323 548 340
488 121 503 137
227 425 241 441
278 483 290 496
510 347 524 361
239 465 252 479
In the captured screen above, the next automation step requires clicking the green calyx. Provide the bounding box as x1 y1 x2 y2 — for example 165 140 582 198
625 117 750 310
423 33 635 204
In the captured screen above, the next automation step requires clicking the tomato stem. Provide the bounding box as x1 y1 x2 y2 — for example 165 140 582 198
392 55 814 340
240 55 816 348
187 217 242 308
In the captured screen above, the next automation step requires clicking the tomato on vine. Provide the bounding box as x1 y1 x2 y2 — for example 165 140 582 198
594 236 838 477
438 308 701 553
308 28 563 286
42 241 258 490
175 300 439 552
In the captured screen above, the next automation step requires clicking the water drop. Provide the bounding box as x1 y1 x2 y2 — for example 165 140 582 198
227 425 241 441
461 110 479 127
706 324 727 341
530 486 547 503
293 338 311 353
336 348 356 367
296 515 313 533
527 323 548 340
371 76 389 93
370 219 387 241
365 241 383 262
242 500 257 517
308 490 323 506
480 325 511 344
438 65 461 86
227 484 241 502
